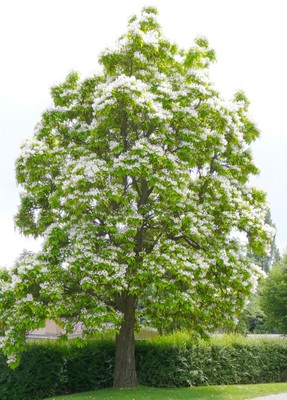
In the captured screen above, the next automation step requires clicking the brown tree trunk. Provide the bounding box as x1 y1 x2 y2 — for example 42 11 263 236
113 294 138 388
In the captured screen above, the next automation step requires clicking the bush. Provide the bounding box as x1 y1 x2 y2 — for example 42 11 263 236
0 335 287 399
63 339 115 393
0 340 115 400
0 343 66 400
136 335 287 387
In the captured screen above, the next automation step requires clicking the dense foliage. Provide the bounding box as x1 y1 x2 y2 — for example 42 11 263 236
0 7 273 384
137 336 287 387
260 253 287 333
0 337 287 400
0 343 66 400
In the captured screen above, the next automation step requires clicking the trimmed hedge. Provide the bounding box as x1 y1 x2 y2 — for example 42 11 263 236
0 343 66 400
0 336 287 400
136 340 287 387
63 340 114 393
0 340 115 400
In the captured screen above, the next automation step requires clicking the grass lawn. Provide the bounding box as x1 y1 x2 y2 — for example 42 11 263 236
45 383 287 400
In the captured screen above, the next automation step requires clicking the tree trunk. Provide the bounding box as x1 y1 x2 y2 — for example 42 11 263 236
113 294 138 388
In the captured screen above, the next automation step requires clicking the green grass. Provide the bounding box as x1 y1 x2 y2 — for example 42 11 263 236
45 383 287 400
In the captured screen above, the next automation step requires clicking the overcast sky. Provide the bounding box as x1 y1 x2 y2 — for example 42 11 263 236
1 0 286 267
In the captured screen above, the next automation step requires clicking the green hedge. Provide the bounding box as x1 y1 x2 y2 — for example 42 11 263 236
0 336 287 400
63 340 114 393
0 343 67 400
0 340 115 400
136 340 287 387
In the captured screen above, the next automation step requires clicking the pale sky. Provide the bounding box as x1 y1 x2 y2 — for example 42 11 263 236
1 0 287 267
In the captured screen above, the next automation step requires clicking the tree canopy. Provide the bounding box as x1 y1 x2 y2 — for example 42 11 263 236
0 7 273 387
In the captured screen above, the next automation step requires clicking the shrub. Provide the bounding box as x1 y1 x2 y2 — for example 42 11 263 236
0 335 287 399
63 339 115 393
136 335 287 387
0 342 66 400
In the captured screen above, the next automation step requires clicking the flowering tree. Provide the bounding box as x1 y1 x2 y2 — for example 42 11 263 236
0 7 273 387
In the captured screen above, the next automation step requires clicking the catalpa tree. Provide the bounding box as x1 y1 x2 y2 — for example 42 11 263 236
0 7 273 387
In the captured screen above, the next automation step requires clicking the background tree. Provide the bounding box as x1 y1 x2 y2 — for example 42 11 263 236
236 209 280 333
235 290 266 334
250 208 280 273
0 7 273 387
260 253 287 333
